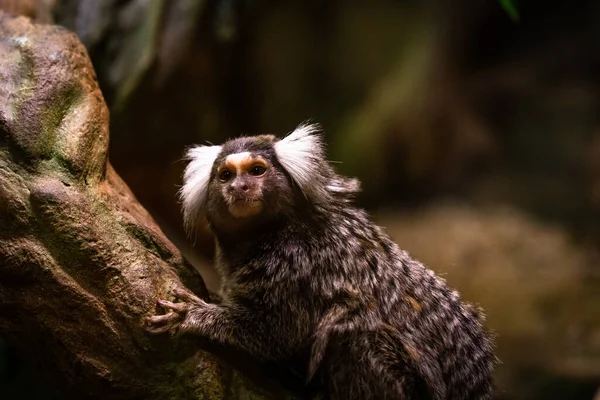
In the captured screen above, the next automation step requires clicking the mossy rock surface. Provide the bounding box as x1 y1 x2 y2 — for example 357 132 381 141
0 13 296 400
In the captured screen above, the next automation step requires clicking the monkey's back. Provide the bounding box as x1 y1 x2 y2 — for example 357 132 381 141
384 253 495 399
308 205 496 399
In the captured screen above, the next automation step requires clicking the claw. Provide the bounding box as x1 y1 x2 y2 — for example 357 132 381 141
173 287 202 304
158 299 188 312
146 311 182 335
147 312 178 324
146 324 176 334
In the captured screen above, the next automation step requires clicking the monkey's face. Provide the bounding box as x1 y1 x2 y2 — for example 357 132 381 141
181 127 338 234
214 151 268 218
207 148 296 226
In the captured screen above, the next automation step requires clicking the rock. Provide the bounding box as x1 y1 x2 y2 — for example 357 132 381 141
0 13 295 400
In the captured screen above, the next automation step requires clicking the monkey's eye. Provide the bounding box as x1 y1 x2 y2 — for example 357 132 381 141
249 165 267 176
218 169 233 182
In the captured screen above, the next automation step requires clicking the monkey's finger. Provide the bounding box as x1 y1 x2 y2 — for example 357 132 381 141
146 323 176 334
158 299 188 312
173 287 203 304
146 312 179 324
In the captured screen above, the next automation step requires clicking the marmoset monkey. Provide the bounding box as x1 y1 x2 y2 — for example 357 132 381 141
147 123 496 399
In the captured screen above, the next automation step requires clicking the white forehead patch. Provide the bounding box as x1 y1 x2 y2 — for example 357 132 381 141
225 152 252 168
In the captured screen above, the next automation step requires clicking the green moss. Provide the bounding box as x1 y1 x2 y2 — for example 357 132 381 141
39 83 82 156
125 223 173 260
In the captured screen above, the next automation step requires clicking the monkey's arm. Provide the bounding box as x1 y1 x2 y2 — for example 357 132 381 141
147 288 285 358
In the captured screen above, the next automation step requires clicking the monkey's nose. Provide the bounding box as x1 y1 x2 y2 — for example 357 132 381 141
231 182 249 192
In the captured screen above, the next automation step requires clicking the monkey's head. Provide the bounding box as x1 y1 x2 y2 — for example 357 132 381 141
179 123 360 234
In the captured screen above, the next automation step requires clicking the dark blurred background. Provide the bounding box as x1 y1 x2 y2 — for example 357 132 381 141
1 0 600 399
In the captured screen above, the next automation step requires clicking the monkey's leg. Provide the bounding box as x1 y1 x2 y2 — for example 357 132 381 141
314 328 445 400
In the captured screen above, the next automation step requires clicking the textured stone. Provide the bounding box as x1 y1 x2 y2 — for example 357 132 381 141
0 13 294 400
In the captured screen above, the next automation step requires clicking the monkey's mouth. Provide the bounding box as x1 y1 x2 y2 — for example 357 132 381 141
228 198 263 218
231 197 252 204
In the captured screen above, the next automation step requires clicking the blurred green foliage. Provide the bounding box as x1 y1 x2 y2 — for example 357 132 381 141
500 0 520 21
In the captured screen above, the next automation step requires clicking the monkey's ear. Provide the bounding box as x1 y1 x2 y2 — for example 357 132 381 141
274 123 329 201
179 145 222 232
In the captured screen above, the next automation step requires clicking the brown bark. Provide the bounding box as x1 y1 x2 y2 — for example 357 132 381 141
0 13 295 400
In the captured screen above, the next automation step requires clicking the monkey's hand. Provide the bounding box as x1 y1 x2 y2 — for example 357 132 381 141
146 287 208 335
147 287 283 359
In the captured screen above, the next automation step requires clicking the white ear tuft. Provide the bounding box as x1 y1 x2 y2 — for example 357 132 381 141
179 144 222 232
274 123 328 202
